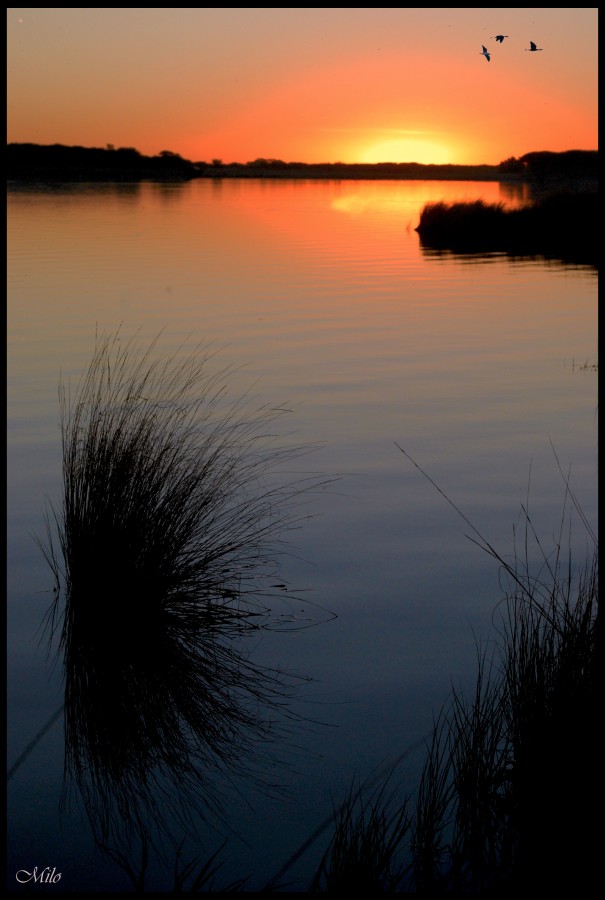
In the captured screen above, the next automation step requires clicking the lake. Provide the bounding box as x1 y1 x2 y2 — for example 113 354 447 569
7 178 597 891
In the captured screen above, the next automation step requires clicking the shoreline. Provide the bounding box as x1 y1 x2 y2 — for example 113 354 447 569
7 143 597 186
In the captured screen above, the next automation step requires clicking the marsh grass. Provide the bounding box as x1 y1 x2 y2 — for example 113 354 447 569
310 776 412 893
307 447 598 892
496 547 599 892
404 446 598 892
416 192 598 266
97 832 249 892
417 199 509 245
39 330 335 848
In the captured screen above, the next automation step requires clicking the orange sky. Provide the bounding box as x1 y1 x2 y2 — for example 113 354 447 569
6 8 598 165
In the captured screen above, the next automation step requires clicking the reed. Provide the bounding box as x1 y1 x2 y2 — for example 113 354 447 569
416 199 509 245
310 774 412 893
495 545 599 891
416 192 598 266
97 831 249 892
412 451 598 892
39 330 333 846
307 449 598 892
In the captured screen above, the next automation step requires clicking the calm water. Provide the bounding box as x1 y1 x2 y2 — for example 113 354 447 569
7 179 597 891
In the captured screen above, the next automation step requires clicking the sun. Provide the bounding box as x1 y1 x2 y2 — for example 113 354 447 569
358 138 453 165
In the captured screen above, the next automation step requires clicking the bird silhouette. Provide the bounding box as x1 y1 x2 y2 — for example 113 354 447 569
526 40 543 51
492 35 509 43
480 45 491 62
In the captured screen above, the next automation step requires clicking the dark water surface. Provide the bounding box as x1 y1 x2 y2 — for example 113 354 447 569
7 179 597 891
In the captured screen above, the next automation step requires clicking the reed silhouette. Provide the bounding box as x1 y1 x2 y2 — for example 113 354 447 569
299 448 599 892
39 330 334 852
416 192 598 267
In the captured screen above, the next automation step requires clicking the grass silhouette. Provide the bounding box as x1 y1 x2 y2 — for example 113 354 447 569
416 192 598 267
38 329 334 849
27 335 597 890
299 447 598 892
309 775 412 893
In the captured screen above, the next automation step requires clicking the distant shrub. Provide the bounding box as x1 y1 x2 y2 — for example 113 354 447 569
416 193 598 266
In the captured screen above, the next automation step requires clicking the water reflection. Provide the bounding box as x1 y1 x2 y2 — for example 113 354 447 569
7 180 145 200
417 239 597 271
418 247 511 267
149 180 191 203
330 180 527 218
497 180 532 205
41 330 333 852
7 178 597 889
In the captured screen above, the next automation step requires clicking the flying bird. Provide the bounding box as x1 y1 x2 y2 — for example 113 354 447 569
492 35 509 42
480 45 491 62
526 41 543 51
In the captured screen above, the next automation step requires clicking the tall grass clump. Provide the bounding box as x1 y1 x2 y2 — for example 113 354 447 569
310 775 412 893
40 330 333 847
405 447 599 892
305 448 598 892
412 550 598 893
416 199 509 247
496 543 599 891
416 192 598 266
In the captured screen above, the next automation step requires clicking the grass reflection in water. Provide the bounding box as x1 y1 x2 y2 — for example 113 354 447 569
39 330 334 853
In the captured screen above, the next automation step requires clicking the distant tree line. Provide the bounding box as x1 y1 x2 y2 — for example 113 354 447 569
6 143 598 184
500 149 598 182
6 143 198 181
195 158 507 181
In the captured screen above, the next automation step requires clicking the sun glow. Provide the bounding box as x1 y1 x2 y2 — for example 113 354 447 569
358 138 453 165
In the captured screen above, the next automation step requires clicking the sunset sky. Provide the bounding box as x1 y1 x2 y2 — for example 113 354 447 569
7 7 598 166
